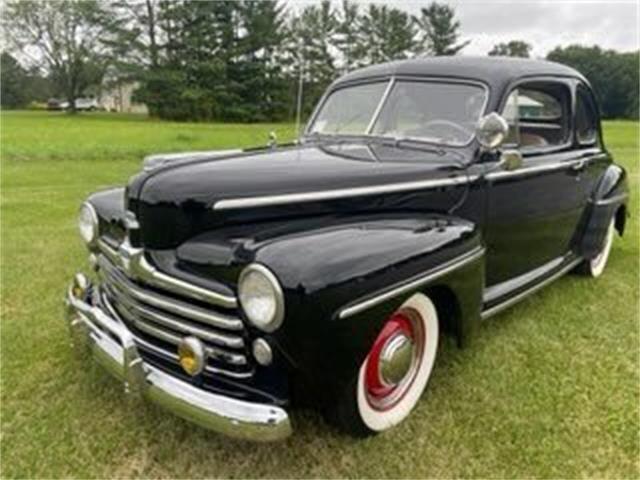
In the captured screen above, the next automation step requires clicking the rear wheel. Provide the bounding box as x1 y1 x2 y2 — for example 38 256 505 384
331 293 439 436
577 218 615 278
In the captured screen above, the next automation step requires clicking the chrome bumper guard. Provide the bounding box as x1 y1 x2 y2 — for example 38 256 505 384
64 278 292 442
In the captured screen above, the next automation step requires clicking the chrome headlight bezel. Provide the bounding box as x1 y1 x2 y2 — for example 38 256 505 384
78 202 99 247
238 263 284 332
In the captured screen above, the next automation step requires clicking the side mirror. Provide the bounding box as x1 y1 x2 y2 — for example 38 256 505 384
476 112 509 150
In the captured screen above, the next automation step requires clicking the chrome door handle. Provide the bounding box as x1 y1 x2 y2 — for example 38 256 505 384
571 159 586 171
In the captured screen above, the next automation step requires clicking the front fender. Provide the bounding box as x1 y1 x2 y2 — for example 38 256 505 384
217 214 485 397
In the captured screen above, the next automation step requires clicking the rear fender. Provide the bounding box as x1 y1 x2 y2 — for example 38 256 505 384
574 164 628 259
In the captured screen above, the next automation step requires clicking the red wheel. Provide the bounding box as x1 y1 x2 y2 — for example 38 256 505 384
352 294 439 433
362 310 425 411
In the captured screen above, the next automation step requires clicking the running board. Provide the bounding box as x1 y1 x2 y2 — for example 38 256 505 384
481 255 582 320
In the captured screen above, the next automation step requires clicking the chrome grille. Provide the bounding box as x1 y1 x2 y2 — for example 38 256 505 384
96 253 253 379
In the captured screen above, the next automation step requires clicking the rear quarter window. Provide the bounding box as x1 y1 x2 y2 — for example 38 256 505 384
575 84 599 145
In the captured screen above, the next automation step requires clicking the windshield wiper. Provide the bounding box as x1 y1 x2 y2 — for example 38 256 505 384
303 132 453 158
365 135 445 156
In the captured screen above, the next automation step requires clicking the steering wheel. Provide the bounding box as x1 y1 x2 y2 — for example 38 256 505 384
413 120 473 142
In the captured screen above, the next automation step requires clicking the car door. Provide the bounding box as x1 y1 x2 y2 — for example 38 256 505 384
483 78 593 288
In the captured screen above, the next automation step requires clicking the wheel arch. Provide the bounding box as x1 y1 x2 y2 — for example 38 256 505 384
615 203 627 236
423 284 463 342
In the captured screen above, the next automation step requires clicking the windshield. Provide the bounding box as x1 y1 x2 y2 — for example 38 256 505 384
308 82 388 135
308 79 487 146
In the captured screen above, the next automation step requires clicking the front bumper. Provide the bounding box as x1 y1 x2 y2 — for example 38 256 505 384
64 277 292 441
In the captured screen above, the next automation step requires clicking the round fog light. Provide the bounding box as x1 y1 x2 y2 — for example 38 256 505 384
252 338 273 366
72 273 89 299
178 336 206 376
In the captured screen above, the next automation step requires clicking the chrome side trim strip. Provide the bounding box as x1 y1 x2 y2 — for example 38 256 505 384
480 257 582 320
98 239 237 308
339 246 485 319
213 175 477 211
485 157 591 181
98 256 243 330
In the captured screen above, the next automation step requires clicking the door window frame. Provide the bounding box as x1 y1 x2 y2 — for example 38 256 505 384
497 76 574 157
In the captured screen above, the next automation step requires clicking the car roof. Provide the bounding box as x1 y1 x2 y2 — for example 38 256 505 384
334 56 588 89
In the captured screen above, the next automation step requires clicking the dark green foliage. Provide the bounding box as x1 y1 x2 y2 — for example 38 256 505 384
287 1 338 118
359 4 418 64
489 41 532 58
132 0 290 122
1 52 28 108
3 1 638 121
120 0 453 122
332 0 367 73
413 2 469 56
547 45 639 119
1 52 54 109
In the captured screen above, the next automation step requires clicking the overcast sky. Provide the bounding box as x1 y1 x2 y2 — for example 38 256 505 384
293 0 639 57
436 0 640 57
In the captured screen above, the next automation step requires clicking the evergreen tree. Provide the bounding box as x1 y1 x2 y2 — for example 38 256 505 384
332 0 366 73
233 1 288 121
286 1 338 117
413 2 469 56
359 4 418 64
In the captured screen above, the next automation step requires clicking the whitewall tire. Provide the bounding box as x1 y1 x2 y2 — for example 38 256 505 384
331 293 439 436
581 218 615 278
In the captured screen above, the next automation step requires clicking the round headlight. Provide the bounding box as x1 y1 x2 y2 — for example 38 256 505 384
238 264 284 332
78 202 98 246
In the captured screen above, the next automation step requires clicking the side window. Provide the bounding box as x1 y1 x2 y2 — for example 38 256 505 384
576 85 598 145
501 82 571 151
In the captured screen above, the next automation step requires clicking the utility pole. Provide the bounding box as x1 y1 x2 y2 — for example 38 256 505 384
295 37 305 140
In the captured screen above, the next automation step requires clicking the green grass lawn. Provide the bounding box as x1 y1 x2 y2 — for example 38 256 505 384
1 110 638 478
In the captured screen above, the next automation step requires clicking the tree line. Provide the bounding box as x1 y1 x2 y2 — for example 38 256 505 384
2 0 638 121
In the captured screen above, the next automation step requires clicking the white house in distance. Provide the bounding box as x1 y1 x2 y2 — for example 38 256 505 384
99 81 148 114
98 67 148 114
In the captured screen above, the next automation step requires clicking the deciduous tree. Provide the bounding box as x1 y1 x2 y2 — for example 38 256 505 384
488 40 532 58
548 45 639 119
1 0 117 112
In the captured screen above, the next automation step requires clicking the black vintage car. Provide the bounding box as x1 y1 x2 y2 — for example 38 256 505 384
66 57 629 440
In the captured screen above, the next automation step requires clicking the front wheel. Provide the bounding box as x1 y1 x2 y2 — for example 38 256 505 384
331 293 439 436
577 218 615 278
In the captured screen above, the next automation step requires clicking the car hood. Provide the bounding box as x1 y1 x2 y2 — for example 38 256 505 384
127 143 471 249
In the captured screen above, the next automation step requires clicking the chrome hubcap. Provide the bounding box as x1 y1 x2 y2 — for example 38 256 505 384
379 333 415 386
364 309 425 411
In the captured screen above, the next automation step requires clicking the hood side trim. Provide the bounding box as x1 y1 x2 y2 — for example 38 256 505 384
212 175 478 211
